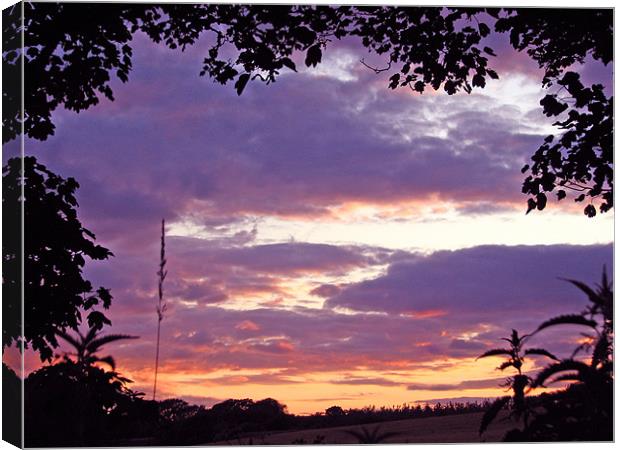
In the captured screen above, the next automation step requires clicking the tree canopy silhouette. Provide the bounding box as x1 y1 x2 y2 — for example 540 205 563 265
3 4 612 215
2 156 114 361
25 353 139 446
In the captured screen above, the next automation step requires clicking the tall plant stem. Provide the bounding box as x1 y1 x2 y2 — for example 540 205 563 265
153 218 167 401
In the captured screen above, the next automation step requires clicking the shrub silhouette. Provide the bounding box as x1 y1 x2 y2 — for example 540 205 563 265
25 326 139 447
25 360 138 446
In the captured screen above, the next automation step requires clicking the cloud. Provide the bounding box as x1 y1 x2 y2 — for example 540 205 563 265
331 377 402 386
326 244 612 320
28 31 563 253
310 284 342 298
236 320 260 331
63 242 609 390
83 243 609 393
408 376 506 392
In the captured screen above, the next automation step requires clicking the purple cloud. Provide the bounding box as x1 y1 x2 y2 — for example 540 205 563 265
23 32 565 254
326 244 612 320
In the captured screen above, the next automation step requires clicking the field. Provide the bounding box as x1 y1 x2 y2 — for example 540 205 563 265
214 411 517 445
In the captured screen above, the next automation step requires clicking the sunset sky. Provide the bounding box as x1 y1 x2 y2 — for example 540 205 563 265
5 9 613 415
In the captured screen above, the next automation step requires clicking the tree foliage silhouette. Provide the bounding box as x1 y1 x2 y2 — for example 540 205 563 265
2 156 114 361
25 356 139 446
3 4 612 215
25 325 140 446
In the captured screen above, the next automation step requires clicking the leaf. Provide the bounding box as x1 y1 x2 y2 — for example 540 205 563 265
497 361 515 371
388 73 400 89
54 329 82 351
532 360 590 388
96 287 113 309
87 333 139 354
540 95 568 117
281 57 297 72
547 373 580 384
479 396 510 435
535 314 597 333
472 73 485 88
584 204 596 217
96 355 116 370
86 311 112 331
477 348 512 360
478 23 490 37
524 348 559 361
591 334 610 367
305 44 322 67
292 26 316 46
526 198 536 214
483 46 496 56
234 73 250 96
561 279 603 306
84 326 99 345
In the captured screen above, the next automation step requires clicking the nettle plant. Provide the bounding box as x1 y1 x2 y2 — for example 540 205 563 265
477 329 558 436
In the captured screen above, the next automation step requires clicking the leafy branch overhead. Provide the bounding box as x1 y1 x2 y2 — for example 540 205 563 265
3 4 612 216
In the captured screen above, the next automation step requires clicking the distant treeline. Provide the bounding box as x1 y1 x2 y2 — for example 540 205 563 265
14 370 495 448
104 396 492 445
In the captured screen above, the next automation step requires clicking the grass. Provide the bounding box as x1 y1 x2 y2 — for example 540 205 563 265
214 411 518 445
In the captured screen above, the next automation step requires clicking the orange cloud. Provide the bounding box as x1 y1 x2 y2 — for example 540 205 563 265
403 309 447 319
236 320 261 331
